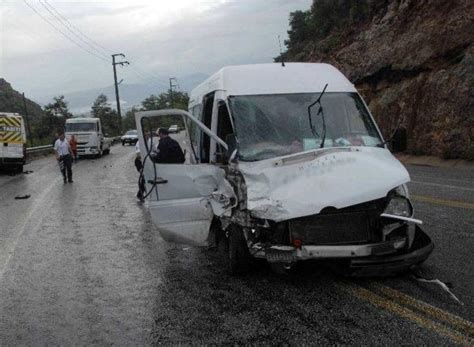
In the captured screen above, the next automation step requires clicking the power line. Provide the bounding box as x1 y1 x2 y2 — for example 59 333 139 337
24 0 174 91
22 0 109 64
125 64 168 87
38 0 109 60
39 0 167 87
41 0 111 57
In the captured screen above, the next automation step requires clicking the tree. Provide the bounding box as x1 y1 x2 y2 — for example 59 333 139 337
286 10 311 48
122 107 138 131
139 89 189 131
35 95 73 144
43 95 73 118
91 94 121 136
141 89 189 111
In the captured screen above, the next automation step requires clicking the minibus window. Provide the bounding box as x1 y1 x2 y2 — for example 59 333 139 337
200 93 214 163
216 102 234 163
187 105 201 161
229 92 382 161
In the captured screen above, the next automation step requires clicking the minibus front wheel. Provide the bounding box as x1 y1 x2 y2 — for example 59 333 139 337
227 224 252 275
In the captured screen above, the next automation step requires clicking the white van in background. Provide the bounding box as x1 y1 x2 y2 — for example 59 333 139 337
65 117 111 158
0 112 26 173
136 63 433 276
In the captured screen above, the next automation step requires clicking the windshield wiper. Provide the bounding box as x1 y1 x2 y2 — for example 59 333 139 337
307 84 328 148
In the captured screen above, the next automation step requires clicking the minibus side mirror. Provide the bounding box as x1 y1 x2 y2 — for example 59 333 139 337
225 134 238 161
391 127 407 153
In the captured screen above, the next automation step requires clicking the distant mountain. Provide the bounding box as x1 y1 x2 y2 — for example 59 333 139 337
34 73 208 115
0 78 44 119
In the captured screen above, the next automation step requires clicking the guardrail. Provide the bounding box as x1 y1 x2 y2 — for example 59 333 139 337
26 137 121 158
26 145 53 154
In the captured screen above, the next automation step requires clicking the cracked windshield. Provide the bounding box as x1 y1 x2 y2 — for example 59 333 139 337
229 93 382 161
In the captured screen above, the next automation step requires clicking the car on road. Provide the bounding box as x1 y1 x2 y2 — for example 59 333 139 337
121 130 138 145
136 63 434 276
168 125 179 133
0 112 26 173
65 117 111 158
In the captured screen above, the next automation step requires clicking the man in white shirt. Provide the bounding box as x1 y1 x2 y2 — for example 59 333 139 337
54 131 74 183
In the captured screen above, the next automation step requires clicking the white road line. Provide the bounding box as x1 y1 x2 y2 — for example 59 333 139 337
410 180 474 192
410 175 473 184
0 178 58 280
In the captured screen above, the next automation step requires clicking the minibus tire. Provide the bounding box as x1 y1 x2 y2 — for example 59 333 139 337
228 225 251 275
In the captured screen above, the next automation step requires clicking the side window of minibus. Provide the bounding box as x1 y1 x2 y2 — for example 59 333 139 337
187 105 201 161
200 93 214 163
216 101 233 164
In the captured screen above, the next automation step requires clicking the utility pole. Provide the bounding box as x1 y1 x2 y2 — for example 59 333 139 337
169 77 177 108
112 53 129 131
22 93 33 146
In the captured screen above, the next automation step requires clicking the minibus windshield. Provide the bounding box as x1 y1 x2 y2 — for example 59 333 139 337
65 122 97 132
228 92 383 161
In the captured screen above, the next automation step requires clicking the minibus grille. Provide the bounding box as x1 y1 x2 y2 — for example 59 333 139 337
289 198 386 245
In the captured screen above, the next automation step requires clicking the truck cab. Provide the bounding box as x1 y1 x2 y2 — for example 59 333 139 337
0 112 26 173
65 117 111 157
136 63 433 276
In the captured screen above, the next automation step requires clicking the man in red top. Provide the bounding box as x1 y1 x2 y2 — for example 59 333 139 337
69 135 78 162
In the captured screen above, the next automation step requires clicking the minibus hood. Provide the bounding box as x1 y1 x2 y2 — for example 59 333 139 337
237 147 409 222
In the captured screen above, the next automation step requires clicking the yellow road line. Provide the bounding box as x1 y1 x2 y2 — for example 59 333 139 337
337 283 473 346
373 284 474 338
412 195 474 210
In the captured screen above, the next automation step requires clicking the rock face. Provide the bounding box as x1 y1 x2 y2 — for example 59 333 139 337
291 0 473 159
0 78 44 119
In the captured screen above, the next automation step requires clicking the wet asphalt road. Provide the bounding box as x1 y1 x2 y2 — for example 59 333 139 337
0 145 472 345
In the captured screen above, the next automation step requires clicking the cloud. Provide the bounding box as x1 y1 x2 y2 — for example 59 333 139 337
0 0 311 98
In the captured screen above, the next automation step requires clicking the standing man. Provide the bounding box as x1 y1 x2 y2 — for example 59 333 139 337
151 128 185 164
54 131 74 183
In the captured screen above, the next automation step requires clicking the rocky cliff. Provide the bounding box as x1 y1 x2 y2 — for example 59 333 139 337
0 78 44 119
281 0 473 159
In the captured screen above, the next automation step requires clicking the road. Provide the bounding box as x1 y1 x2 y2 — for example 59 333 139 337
0 145 472 345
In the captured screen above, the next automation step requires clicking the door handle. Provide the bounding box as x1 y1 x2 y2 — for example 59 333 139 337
148 177 168 185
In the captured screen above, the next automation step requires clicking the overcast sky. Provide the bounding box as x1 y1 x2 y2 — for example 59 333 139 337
0 0 311 99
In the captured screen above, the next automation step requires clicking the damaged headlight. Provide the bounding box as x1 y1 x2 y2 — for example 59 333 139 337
384 185 413 217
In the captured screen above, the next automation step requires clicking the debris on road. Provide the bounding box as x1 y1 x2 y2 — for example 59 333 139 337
14 194 31 200
411 273 464 305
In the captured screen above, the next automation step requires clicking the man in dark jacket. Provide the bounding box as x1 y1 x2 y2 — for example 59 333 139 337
151 128 185 164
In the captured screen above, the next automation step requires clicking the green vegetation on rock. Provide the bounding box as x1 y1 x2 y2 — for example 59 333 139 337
278 0 473 160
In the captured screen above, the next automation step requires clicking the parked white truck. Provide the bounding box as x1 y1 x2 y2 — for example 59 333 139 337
65 117 111 158
136 63 433 276
0 112 26 173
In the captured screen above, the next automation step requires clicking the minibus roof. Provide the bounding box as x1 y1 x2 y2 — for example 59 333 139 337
189 63 356 107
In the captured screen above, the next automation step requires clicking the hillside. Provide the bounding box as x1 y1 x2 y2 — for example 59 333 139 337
279 0 473 159
0 78 44 119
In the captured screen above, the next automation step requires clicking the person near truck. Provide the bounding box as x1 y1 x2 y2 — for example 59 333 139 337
69 134 78 162
151 128 185 164
54 131 74 183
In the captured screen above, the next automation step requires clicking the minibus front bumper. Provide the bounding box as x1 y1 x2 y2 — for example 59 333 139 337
251 225 434 276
